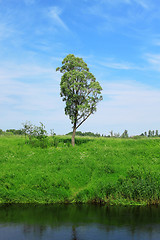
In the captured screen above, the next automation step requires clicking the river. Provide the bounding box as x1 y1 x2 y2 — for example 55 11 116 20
0 204 160 240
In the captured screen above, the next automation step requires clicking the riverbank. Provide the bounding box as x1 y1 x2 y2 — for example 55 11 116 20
0 135 160 205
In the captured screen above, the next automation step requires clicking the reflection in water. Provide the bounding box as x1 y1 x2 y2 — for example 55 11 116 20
23 224 47 238
0 204 160 240
72 226 79 240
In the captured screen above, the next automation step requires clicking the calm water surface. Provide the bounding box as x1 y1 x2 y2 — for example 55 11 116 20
0 204 160 240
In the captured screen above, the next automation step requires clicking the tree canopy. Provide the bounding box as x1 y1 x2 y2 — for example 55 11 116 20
56 54 103 146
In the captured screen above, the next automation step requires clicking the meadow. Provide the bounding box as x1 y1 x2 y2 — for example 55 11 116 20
0 135 160 205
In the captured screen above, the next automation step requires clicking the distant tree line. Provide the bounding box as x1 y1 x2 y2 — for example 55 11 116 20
66 131 101 137
140 130 159 137
0 129 24 135
66 129 160 138
66 130 129 138
1 127 160 139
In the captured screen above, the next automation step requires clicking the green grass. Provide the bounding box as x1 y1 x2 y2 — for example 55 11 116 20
0 135 160 205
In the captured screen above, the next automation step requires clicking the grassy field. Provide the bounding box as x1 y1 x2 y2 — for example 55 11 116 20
0 135 160 205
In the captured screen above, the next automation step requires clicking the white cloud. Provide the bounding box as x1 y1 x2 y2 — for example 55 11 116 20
145 53 160 71
0 22 16 41
89 0 150 8
0 62 69 133
102 81 160 123
87 0 151 31
0 62 61 110
153 39 160 46
97 58 144 70
78 80 160 135
1 61 160 135
86 1 149 34
0 62 60 80
99 61 133 70
134 0 149 9
48 6 69 31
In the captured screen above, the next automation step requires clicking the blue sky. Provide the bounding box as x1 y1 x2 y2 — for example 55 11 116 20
1 0 160 135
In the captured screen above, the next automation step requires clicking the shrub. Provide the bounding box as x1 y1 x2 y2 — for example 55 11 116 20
22 121 48 148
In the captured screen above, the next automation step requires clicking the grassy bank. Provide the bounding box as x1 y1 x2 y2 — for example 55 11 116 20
0 135 160 205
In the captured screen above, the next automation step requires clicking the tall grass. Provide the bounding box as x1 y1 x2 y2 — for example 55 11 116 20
0 135 160 205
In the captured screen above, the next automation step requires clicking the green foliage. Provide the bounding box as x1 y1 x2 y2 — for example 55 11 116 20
22 121 34 140
0 129 4 135
148 130 152 137
50 129 56 136
0 129 23 135
6 129 24 135
121 130 129 138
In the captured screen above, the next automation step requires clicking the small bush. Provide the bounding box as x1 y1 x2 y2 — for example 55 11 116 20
22 121 48 148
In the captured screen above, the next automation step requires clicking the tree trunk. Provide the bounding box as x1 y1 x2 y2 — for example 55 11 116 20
72 127 76 146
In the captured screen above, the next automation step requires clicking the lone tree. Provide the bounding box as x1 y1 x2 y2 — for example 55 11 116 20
56 54 103 146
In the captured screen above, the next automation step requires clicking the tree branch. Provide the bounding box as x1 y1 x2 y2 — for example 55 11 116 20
76 112 92 130
77 113 85 121
86 89 92 97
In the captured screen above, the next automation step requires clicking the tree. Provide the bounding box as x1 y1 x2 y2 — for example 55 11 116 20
121 130 128 138
110 130 113 137
114 132 120 138
56 54 103 146
22 121 34 141
148 130 151 137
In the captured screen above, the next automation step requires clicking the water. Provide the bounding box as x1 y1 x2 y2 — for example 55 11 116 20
0 204 160 240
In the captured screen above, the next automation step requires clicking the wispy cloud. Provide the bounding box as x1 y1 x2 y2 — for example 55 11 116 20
0 62 61 112
152 38 160 46
0 62 69 133
87 0 151 30
48 6 69 31
98 59 143 70
83 80 160 135
145 53 160 71
86 1 150 35
88 0 150 9
0 21 17 41
1 60 160 135
99 61 133 70
134 0 149 9
0 76 68 133
0 62 60 80
96 0 150 8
